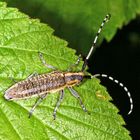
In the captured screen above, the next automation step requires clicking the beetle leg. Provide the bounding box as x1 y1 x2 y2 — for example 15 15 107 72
68 54 81 71
9 77 17 83
53 90 64 120
38 52 56 70
28 94 47 118
27 72 38 79
68 87 88 113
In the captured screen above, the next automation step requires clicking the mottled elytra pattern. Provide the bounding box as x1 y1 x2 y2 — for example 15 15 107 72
4 14 133 119
4 72 84 100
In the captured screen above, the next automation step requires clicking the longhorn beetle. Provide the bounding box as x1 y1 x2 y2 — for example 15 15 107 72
4 14 133 119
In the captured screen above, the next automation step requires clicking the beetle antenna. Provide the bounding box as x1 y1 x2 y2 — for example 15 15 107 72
82 14 111 71
93 74 133 115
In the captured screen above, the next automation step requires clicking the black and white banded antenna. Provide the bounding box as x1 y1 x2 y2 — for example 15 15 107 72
93 74 133 115
82 14 111 71
82 14 133 115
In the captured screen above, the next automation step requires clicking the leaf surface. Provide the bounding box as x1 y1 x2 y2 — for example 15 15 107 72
0 2 131 140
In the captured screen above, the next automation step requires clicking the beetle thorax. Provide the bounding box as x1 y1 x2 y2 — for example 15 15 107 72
64 72 84 87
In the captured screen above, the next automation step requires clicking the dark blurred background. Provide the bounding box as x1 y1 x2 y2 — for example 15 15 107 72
89 18 140 139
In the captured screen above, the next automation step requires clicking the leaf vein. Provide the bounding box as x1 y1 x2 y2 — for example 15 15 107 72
0 106 21 140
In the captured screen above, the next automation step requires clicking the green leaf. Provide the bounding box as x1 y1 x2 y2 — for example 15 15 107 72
2 0 140 54
0 2 131 140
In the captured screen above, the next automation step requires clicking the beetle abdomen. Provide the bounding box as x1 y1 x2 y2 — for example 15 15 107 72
4 71 84 100
4 72 66 100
